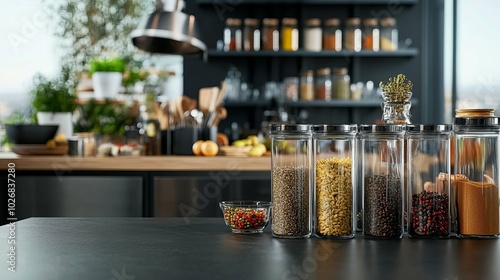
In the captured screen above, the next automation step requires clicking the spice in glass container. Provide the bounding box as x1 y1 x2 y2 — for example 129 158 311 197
323 18 342 51
244 18 260 51
224 18 242 51
300 70 314 101
304 18 322 51
332 67 350 100
344 18 361 52
281 18 299 51
380 17 398 51
315 68 332 101
262 18 279 51
363 18 380 51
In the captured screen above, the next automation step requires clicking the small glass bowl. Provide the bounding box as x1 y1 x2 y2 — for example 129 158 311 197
219 201 272 234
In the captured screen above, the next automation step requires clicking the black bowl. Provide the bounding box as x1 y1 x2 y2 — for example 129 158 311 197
5 124 59 145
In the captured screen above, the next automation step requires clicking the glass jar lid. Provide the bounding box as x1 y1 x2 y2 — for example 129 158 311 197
333 67 348 75
455 109 495 118
270 124 311 133
363 18 378 27
324 18 340 27
316 67 331 75
226 18 242 27
312 124 357 134
305 18 321 27
282 18 298 26
244 18 259 27
359 124 404 133
454 117 499 126
379 17 396 27
406 124 453 133
345 18 361 26
263 18 279 27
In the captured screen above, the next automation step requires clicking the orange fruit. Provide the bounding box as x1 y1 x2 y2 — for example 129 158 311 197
192 140 205 156
200 140 219 156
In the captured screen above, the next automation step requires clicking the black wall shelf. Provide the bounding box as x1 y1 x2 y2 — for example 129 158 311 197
223 100 272 107
284 99 382 108
208 49 419 58
197 0 417 5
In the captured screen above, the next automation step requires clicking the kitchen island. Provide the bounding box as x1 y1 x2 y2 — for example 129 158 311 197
0 218 498 280
0 154 271 225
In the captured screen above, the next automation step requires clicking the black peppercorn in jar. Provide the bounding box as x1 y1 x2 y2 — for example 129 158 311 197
270 124 312 238
406 124 453 238
359 124 404 239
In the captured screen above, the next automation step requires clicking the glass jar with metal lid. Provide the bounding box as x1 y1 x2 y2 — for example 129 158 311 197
359 124 405 239
262 18 279 51
304 18 322 51
270 124 312 238
332 67 350 100
281 18 299 51
362 18 380 51
379 17 398 51
300 70 314 101
344 18 361 52
315 67 332 100
454 111 500 238
224 18 242 51
406 124 453 238
313 124 357 239
323 18 342 51
243 18 260 51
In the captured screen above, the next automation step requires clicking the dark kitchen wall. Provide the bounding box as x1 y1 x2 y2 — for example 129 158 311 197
183 0 445 136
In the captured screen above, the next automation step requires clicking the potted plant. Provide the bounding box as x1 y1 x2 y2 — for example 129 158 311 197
31 65 78 138
89 58 126 99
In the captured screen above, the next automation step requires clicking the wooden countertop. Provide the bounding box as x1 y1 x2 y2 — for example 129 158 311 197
0 153 271 171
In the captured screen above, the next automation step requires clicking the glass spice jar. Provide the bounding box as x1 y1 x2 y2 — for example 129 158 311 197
332 67 350 100
281 18 299 51
315 67 332 101
362 18 380 51
344 18 362 52
360 124 405 239
454 112 500 238
270 124 312 239
407 124 453 238
304 18 322 51
244 18 260 51
300 70 314 101
313 124 358 239
224 18 242 51
379 17 398 51
262 18 279 51
323 18 342 51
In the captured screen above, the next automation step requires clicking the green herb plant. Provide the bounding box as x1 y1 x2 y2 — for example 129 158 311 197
89 58 126 74
74 99 133 137
31 65 78 113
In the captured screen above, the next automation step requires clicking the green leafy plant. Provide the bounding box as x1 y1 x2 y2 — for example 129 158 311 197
31 65 78 113
74 100 134 136
89 58 126 74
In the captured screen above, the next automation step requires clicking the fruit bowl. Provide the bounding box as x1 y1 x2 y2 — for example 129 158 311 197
219 201 272 234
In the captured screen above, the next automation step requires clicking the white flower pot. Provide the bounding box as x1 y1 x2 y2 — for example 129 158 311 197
92 72 122 99
37 112 73 138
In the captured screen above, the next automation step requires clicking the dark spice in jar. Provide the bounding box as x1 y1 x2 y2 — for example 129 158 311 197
409 190 449 236
364 174 402 237
272 165 310 237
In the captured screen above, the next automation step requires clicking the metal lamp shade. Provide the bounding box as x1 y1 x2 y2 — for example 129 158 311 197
130 10 206 57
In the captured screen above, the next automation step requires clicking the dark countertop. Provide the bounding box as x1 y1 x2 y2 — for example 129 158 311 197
0 218 498 280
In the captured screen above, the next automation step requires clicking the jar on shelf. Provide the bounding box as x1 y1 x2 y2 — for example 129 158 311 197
380 17 398 51
407 124 453 238
281 18 299 51
323 18 342 51
454 111 500 238
332 67 350 100
283 77 299 102
304 18 322 51
315 67 332 101
344 18 362 52
244 18 260 51
270 124 312 239
300 70 314 101
313 124 357 239
362 18 380 51
224 18 242 51
262 18 279 51
360 124 405 239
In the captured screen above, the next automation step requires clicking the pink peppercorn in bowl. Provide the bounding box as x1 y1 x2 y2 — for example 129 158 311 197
219 201 272 234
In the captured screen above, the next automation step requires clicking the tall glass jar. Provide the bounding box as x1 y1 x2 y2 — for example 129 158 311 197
304 18 322 51
224 18 242 51
344 18 361 52
300 70 314 101
407 124 453 238
332 67 350 100
454 114 500 238
315 67 332 101
362 18 380 51
262 18 279 51
323 18 342 51
313 124 357 239
270 124 312 238
360 124 404 239
244 18 260 51
281 18 299 51
379 17 398 51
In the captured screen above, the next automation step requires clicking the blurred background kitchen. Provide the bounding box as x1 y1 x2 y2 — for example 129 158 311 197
0 0 499 152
